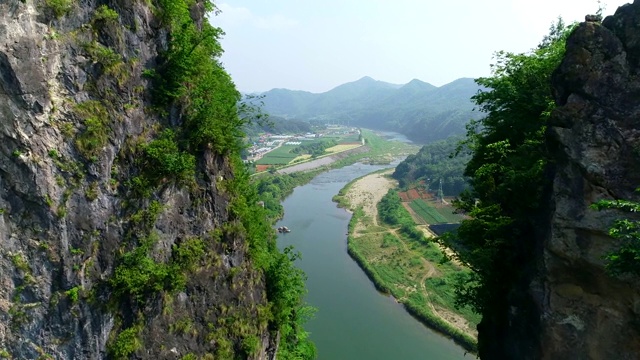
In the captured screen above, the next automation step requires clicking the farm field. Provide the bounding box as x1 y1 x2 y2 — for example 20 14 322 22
325 144 362 153
256 137 358 166
290 154 312 163
255 145 298 165
409 199 464 224
398 188 432 201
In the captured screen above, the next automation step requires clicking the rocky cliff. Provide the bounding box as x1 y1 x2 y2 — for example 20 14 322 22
538 3 640 357
0 1 306 359
487 2 640 359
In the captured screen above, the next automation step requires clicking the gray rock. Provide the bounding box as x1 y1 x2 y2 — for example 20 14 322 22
0 0 276 358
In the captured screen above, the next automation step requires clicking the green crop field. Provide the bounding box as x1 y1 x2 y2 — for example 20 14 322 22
412 199 443 223
409 199 447 224
409 199 464 224
255 146 298 165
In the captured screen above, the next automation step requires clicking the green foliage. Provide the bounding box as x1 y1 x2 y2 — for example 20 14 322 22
65 286 81 303
74 100 109 160
377 190 427 241
171 237 206 272
241 335 260 357
592 194 640 276
378 190 412 226
265 247 306 326
148 0 244 155
291 139 337 157
109 322 142 358
226 161 316 359
393 136 469 196
110 236 172 303
255 171 317 219
92 5 119 23
98 0 316 356
244 115 312 137
438 20 574 354
0 349 10 359
85 182 99 201
45 0 74 18
130 200 164 232
110 231 202 304
11 254 29 273
138 130 196 186
83 41 122 69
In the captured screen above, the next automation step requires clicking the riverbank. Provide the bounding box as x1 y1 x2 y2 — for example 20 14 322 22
333 170 479 352
252 129 418 177
275 163 469 359
253 129 419 220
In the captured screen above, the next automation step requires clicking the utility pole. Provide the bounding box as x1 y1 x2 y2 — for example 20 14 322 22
438 178 444 203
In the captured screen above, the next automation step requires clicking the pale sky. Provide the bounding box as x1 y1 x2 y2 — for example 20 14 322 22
210 0 631 93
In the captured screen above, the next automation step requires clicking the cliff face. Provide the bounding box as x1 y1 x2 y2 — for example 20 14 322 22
523 2 640 359
0 1 278 359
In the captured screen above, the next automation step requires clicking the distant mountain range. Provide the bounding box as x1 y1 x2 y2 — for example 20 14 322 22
258 76 483 143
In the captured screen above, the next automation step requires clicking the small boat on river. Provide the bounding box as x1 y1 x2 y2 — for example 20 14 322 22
277 226 291 233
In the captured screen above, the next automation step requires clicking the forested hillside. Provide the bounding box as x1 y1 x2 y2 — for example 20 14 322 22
244 115 312 136
260 77 481 143
392 136 469 196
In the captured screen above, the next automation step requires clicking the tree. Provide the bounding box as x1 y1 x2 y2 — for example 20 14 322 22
439 20 575 355
592 192 640 276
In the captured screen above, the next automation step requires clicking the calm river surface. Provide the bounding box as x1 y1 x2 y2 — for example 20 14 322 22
276 162 468 360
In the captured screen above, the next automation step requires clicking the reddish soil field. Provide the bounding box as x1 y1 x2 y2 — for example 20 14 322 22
256 164 272 172
398 192 409 202
407 189 420 200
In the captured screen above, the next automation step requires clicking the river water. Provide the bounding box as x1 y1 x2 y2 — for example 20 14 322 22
276 162 467 360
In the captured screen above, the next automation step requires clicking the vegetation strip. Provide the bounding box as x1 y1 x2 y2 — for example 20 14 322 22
333 171 479 352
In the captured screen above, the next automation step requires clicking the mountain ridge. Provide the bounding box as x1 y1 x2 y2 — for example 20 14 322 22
259 76 481 143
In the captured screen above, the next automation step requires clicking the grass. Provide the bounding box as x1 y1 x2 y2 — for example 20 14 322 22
410 199 448 224
347 218 479 351
409 199 463 224
334 169 479 353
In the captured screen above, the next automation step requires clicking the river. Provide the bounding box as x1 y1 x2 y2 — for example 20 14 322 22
276 162 468 360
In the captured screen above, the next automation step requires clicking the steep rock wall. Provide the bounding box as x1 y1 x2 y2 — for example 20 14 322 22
533 2 640 359
0 0 277 359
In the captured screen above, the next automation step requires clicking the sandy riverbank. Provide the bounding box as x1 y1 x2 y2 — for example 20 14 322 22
343 169 397 226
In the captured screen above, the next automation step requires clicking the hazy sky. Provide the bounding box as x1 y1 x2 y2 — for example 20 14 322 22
211 0 631 93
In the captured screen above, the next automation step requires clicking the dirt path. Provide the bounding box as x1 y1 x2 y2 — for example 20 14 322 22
343 170 477 340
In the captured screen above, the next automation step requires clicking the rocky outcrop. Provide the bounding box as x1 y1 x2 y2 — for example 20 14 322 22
0 0 277 359
532 1 640 359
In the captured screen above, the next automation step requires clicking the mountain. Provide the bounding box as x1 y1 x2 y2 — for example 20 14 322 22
260 77 481 143
0 1 309 358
